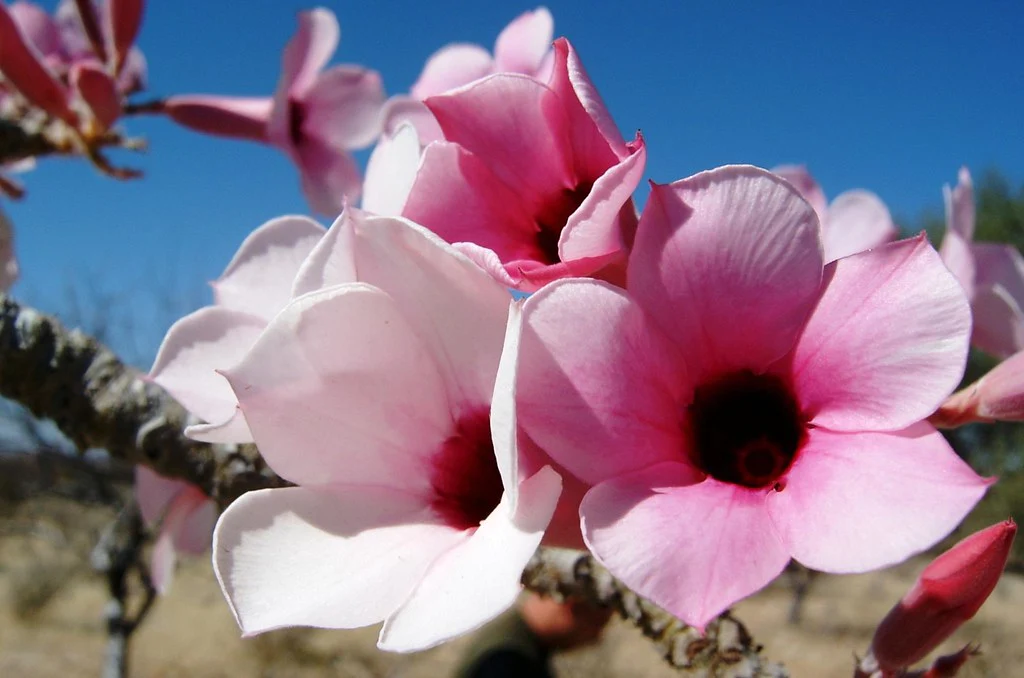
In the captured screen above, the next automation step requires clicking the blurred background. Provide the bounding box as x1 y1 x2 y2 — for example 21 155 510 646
1 1 1023 676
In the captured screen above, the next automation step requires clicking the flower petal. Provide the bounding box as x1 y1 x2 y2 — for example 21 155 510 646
971 284 1024 359
170 489 216 555
491 301 523 504
945 167 975 241
410 43 494 100
290 209 357 298
362 123 421 216
425 74 575 216
788 235 970 432
222 284 450 491
630 166 823 381
517 279 689 485
0 2 76 125
70 62 120 129
135 465 186 527
150 306 265 433
294 136 363 216
771 165 828 223
213 486 462 635
276 8 338 98
350 214 512 410
212 215 325 320
302 66 385 150
163 95 272 142
582 464 789 630
185 409 251 444
493 7 554 76
378 467 561 651
767 424 991 573
823 189 896 262
380 95 444 144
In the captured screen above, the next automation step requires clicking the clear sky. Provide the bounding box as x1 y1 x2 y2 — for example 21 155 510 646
6 0 1024 365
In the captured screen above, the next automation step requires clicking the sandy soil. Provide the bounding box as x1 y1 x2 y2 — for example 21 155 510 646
1 498 1021 678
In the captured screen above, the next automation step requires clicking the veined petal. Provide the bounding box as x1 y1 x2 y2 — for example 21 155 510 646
410 43 494 100
213 486 462 635
213 215 325 320
517 279 689 485
631 167 824 382
771 165 828 223
788 236 970 432
582 465 789 631
378 467 561 651
350 214 512 411
150 306 266 430
767 424 991 573
823 189 896 262
222 284 450 491
290 209 357 298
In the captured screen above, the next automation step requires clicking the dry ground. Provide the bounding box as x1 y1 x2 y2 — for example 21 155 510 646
1 497 1021 678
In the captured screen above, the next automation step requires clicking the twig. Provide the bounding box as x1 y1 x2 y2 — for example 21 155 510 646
522 548 789 677
0 119 145 177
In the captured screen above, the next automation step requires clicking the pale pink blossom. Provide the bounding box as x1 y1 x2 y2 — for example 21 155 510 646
383 7 554 143
150 216 325 443
869 519 1016 672
773 165 897 262
134 465 217 594
939 167 1024 358
933 349 1024 426
361 122 422 217
212 214 563 651
54 0 147 94
516 165 991 630
163 8 384 217
400 38 645 291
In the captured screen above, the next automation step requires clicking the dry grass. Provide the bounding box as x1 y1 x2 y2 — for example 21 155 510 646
1 496 1021 678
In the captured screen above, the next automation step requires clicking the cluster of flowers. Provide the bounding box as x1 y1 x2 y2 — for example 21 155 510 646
4 2 1020 672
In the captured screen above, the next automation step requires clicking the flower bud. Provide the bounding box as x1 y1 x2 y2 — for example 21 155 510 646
870 519 1016 671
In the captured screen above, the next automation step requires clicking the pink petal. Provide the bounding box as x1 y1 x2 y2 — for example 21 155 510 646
150 517 177 594
115 45 146 93
276 8 338 99
401 142 545 264
767 424 991 573
380 95 444 145
9 1 65 58
164 95 272 142
451 242 519 288
105 0 143 75
0 2 76 125
493 7 554 76
294 136 363 216
823 189 896 262
302 66 385 151
150 306 265 436
788 235 971 432
559 132 645 263
171 490 216 555
973 242 1024 310
223 284 450 491
547 38 625 165
939 228 975 299
362 123 421 216
771 165 828 223
975 350 1024 420
350 214 512 410
134 465 186 527
491 301 524 502
971 284 1024 358
630 166 824 382
185 410 251 444
213 486 463 635
945 167 975 241
517 279 690 485
425 75 575 217
410 43 494 100
212 215 325 320
70 62 120 129
290 209 357 298
582 464 790 630
151 485 209 594
379 467 561 651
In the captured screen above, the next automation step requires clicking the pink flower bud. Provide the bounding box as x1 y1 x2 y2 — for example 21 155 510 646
871 519 1016 671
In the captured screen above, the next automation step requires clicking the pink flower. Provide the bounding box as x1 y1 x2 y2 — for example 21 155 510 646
870 519 1016 672
516 165 991 630
383 7 555 143
150 216 326 443
361 122 422 217
400 38 645 291
163 8 384 217
773 165 897 262
939 167 1024 358
212 214 562 651
135 465 217 594
54 0 147 94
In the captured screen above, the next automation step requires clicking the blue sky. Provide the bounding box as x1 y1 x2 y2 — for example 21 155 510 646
6 0 1024 364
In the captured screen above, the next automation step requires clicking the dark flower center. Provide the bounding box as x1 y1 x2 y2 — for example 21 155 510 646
535 182 594 264
288 98 305 145
688 370 807 488
430 410 504 530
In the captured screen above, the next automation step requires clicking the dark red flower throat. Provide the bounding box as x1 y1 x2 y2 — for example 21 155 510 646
430 410 504 530
688 370 807 489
